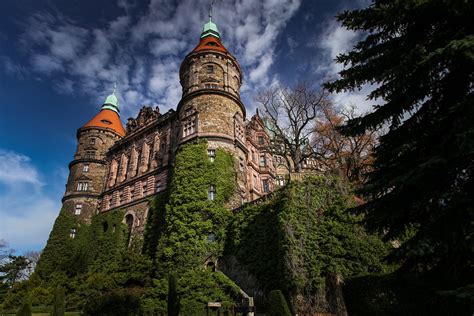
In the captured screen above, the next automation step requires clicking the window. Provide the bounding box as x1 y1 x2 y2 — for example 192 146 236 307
83 164 89 173
183 117 196 137
75 204 82 215
90 138 95 145
77 182 89 191
258 136 264 145
69 228 76 239
207 233 216 242
204 83 218 89
208 185 216 201
101 119 112 125
251 150 256 162
253 175 257 187
259 155 266 167
130 187 135 199
276 176 285 186
262 179 270 193
85 150 95 159
143 182 148 196
208 149 216 162
207 65 214 74
239 156 244 171
156 181 162 193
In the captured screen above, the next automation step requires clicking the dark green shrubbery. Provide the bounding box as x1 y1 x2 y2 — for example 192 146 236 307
15 302 31 316
167 272 179 316
266 290 291 316
82 288 143 316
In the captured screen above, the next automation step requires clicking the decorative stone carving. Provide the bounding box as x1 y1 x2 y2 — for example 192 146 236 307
126 106 161 133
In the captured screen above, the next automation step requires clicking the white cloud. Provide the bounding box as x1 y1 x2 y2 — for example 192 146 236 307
0 150 59 252
314 17 376 114
0 150 42 186
10 0 302 118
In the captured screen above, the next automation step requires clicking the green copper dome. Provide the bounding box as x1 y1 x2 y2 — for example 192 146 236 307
201 17 220 39
102 88 120 114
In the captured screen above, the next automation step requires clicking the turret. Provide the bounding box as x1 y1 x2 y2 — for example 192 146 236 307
62 88 125 223
178 13 249 207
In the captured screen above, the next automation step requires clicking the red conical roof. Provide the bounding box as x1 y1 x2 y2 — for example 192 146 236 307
83 109 126 137
192 36 229 54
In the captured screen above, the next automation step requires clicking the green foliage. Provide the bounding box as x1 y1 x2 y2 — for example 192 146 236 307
82 288 143 316
266 290 291 316
52 286 65 316
325 0 474 290
167 272 179 316
226 176 389 313
34 209 88 282
15 302 31 316
154 140 236 275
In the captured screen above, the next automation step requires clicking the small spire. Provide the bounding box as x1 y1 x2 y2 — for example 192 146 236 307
102 84 120 115
201 0 220 39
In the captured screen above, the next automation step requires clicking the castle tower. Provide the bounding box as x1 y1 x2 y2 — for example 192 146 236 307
62 89 125 223
178 14 249 205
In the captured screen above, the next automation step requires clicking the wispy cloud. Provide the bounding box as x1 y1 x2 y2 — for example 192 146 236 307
0 150 60 253
6 0 301 118
312 0 377 114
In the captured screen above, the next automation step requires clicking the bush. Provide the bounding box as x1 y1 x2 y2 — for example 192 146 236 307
82 289 143 316
15 302 32 316
266 290 291 316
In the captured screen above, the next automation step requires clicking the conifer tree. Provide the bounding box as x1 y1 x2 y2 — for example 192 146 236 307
325 0 473 286
167 272 180 316
15 302 32 316
52 286 65 316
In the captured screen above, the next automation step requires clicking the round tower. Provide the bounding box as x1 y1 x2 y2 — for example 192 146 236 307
62 89 125 223
178 15 248 205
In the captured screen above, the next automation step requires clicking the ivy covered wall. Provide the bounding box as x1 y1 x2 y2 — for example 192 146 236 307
223 176 389 315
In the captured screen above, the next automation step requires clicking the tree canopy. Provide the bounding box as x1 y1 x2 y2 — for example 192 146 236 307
325 0 473 287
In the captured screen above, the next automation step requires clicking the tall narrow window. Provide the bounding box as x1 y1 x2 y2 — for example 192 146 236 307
83 164 89 173
208 149 216 162
262 179 270 193
75 204 82 215
207 65 214 74
156 181 162 193
90 138 95 145
259 155 266 167
208 185 216 201
258 136 264 145
253 175 257 187
69 228 76 239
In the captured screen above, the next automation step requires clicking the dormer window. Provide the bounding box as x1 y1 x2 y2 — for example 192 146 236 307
207 65 214 73
101 119 112 125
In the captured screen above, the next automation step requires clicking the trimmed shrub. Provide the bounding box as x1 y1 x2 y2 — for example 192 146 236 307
266 290 291 316
82 289 143 316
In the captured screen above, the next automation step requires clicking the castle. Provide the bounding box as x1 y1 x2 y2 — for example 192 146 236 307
61 15 284 240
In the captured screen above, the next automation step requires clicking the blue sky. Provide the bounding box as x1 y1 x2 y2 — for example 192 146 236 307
0 0 371 254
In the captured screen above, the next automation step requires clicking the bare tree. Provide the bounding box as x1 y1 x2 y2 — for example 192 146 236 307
256 82 330 175
312 104 377 184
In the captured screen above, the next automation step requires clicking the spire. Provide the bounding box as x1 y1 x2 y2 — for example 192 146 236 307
201 0 220 39
101 83 120 114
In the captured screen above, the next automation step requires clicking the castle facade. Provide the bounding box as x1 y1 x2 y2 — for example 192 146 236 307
61 17 281 239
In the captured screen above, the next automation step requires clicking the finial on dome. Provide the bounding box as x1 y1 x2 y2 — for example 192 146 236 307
102 83 120 115
201 0 220 39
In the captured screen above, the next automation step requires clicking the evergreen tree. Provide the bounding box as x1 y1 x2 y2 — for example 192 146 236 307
266 290 291 316
15 302 32 316
167 272 180 316
325 0 473 287
52 286 65 316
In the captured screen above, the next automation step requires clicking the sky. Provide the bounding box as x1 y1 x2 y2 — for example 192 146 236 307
0 0 372 254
